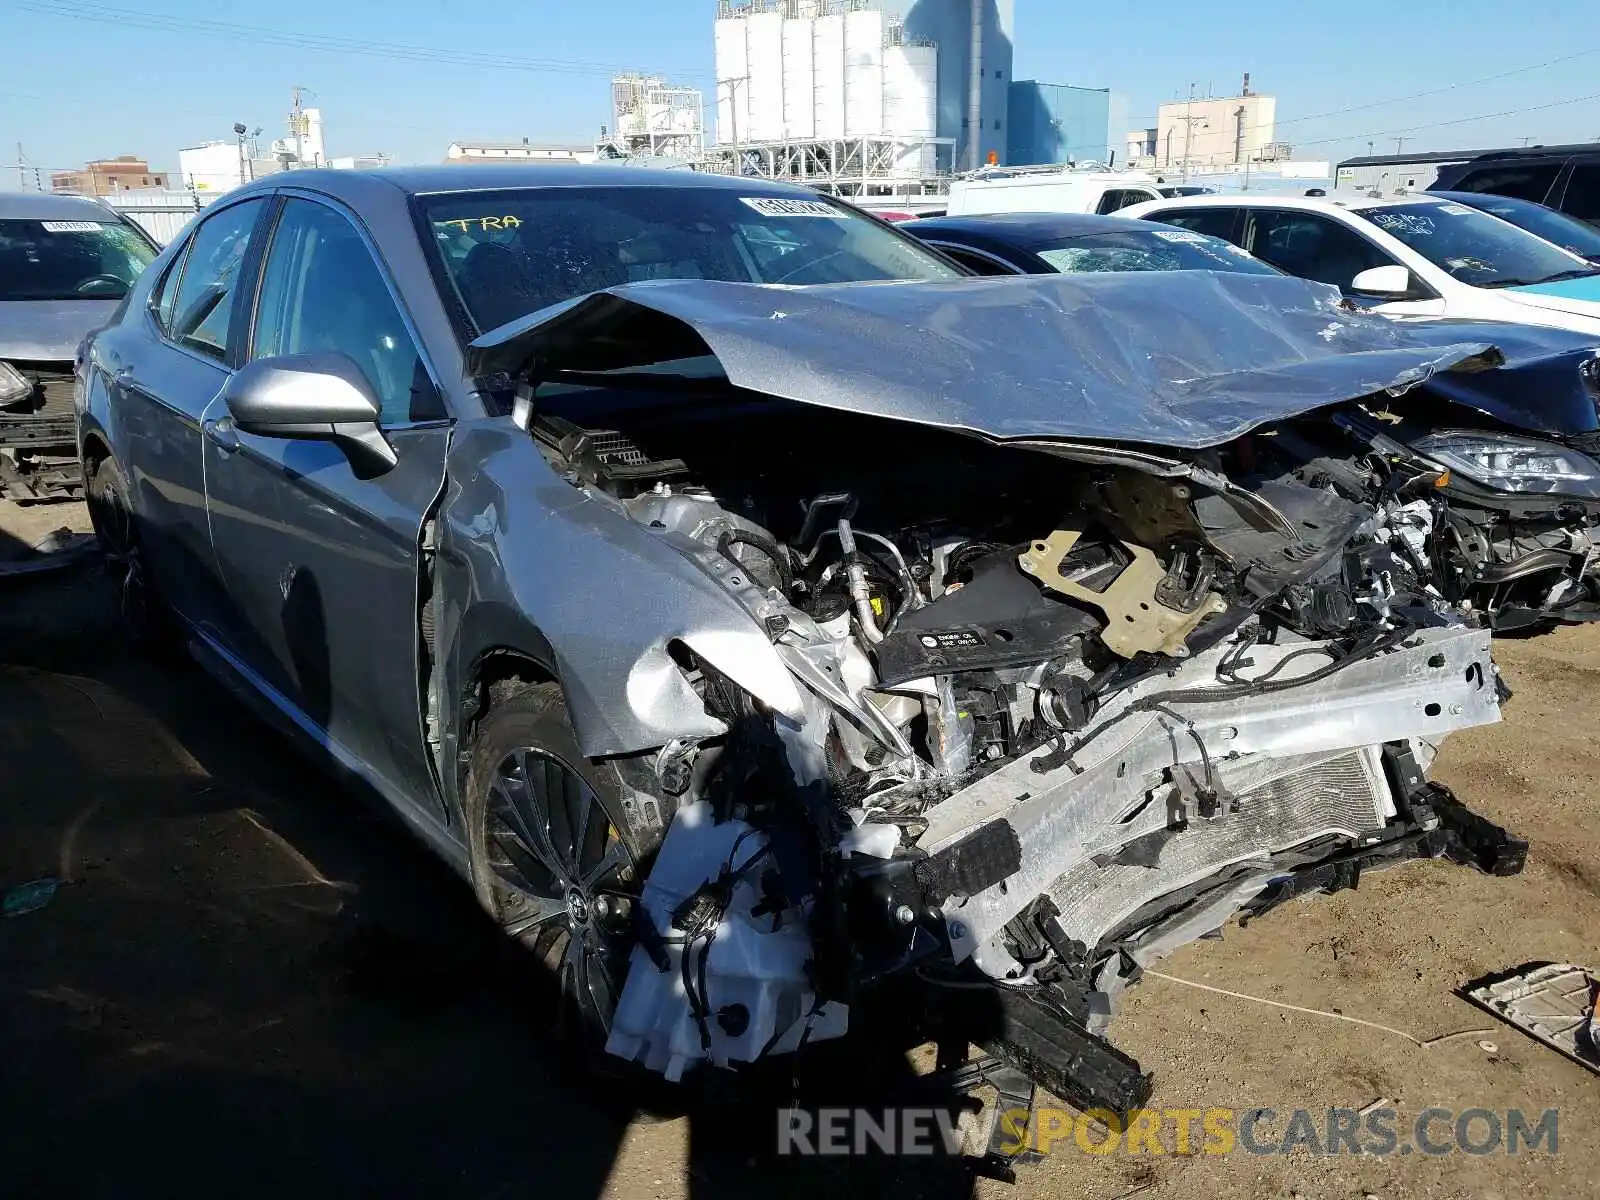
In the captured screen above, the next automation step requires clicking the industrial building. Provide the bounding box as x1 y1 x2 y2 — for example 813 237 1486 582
712 0 1013 195
444 140 600 165
49 156 168 195
602 74 705 163
1127 76 1284 176
1333 148 1483 193
1007 81 1124 167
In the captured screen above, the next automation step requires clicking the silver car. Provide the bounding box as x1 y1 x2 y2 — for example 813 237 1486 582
78 165 1527 1123
1 192 159 500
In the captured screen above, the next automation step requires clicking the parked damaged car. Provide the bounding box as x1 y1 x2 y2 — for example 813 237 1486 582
1 192 159 500
81 168 1529 1126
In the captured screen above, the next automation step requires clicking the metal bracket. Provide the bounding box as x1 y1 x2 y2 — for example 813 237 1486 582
1018 530 1226 658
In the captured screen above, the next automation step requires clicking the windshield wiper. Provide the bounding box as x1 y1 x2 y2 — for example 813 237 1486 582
1531 267 1600 285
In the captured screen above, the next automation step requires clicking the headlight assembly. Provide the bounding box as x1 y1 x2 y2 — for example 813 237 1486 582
1412 431 1600 499
0 362 33 406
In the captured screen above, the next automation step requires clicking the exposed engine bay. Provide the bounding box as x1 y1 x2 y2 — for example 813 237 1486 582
523 387 1526 1115
1212 396 1600 632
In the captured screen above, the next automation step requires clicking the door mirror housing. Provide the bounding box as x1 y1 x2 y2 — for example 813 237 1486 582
224 353 397 474
1349 264 1415 297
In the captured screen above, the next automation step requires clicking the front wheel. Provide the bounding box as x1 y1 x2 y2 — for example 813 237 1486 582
464 683 645 1063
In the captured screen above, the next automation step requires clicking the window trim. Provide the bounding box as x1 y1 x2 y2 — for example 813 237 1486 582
249 187 451 428
921 240 1027 275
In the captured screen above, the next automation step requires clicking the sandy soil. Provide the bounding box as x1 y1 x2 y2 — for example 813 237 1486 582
2 498 1596 1200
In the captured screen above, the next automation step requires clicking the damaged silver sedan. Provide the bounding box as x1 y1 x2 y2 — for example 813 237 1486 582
78 167 1527 1124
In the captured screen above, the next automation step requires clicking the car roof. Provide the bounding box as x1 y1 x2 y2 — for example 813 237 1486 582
902 211 1158 243
228 163 840 207
1134 192 1445 214
0 192 125 221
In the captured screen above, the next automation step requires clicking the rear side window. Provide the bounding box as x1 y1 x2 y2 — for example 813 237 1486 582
1561 164 1600 228
1097 189 1159 214
1151 208 1240 242
148 240 190 335
168 199 265 360
1450 164 1562 205
932 245 1020 275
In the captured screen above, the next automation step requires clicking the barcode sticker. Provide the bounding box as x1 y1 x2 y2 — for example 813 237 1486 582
740 197 848 218
40 220 107 233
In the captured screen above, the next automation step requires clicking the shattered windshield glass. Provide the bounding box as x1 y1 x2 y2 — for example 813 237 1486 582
1356 201 1598 288
422 187 961 335
1033 228 1279 275
0 217 158 301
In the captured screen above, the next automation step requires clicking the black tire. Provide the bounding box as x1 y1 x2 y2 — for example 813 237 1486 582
464 682 653 1071
85 453 171 654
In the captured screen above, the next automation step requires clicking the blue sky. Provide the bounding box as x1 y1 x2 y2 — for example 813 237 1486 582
2 0 1598 182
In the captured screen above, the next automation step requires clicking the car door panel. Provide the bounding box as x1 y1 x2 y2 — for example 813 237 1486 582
202 194 450 818
113 198 268 631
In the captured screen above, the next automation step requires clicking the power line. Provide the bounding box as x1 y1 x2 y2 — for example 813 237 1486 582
20 0 708 79
1291 90 1600 150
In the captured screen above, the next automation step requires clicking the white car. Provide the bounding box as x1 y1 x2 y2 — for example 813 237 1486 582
1119 193 1600 335
947 169 1165 218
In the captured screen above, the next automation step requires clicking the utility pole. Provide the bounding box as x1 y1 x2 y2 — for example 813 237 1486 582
1393 136 1408 156
1176 82 1208 183
719 75 749 175
16 143 24 190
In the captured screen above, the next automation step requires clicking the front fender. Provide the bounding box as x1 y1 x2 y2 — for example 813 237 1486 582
436 420 802 768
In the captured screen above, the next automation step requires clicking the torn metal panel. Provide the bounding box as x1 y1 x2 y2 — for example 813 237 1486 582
466 273 1595 449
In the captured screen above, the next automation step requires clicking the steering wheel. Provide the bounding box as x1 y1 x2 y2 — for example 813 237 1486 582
76 274 127 295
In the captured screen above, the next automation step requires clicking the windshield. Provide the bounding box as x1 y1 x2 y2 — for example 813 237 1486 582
1354 201 1596 287
0 217 157 301
1032 228 1280 275
421 187 962 335
1439 192 1600 260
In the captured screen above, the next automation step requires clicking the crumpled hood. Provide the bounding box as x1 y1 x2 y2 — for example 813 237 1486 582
466 272 1596 450
0 298 118 362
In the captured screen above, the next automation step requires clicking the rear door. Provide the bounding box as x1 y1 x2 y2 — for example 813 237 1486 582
200 192 452 817
110 195 269 630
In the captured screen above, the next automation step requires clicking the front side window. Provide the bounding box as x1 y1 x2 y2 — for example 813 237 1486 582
1247 210 1394 289
930 244 1020 275
1354 201 1596 287
1151 208 1240 242
0 216 157 301
168 199 265 359
1451 163 1561 205
253 198 440 425
1096 189 1159 214
421 187 961 335
1034 229 1280 275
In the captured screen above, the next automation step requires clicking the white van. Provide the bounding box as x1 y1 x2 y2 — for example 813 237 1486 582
946 169 1166 218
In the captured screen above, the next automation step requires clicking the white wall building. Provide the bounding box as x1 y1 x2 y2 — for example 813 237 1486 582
713 0 947 191
1151 81 1278 174
445 140 599 164
177 141 281 193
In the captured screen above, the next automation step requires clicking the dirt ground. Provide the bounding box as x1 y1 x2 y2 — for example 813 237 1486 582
3 498 1598 1200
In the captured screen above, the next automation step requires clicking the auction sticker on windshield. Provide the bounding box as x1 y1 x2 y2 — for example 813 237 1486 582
1152 230 1208 243
740 197 848 218
40 221 107 233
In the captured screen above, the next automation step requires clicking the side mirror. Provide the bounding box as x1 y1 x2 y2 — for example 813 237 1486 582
1349 264 1415 297
223 352 397 474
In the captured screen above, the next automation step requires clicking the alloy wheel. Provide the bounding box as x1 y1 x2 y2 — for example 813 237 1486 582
484 747 638 1037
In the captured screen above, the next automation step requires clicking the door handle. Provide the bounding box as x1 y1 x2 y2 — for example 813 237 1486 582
203 415 240 454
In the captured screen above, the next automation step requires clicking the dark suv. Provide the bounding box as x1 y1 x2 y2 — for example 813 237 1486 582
1433 145 1600 231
